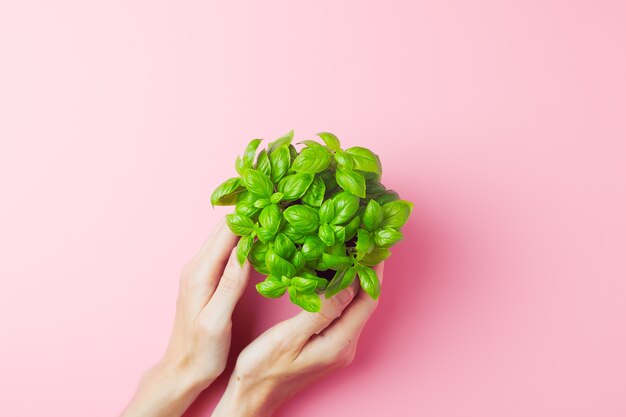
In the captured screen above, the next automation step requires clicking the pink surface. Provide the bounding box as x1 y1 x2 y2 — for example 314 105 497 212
1 1 625 416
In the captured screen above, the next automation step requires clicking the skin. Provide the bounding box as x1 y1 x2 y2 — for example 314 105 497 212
121 217 383 417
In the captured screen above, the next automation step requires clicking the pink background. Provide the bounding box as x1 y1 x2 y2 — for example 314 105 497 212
1 1 625 416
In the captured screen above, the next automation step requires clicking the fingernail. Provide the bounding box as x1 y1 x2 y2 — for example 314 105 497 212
336 287 354 305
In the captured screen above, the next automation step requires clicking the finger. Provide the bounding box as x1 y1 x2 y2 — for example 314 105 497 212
279 283 358 346
302 263 385 358
202 246 251 320
180 218 238 317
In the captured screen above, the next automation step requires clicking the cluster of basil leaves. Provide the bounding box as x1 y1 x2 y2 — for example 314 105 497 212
210 131 412 312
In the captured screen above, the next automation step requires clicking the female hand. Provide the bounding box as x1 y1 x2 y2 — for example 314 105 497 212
212 263 384 417
122 219 250 417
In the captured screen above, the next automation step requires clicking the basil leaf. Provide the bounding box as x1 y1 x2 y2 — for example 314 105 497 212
359 247 391 266
374 228 403 248
255 227 275 244
328 241 347 256
256 275 289 298
316 132 341 151
211 177 245 206
301 176 326 207
334 150 354 170
270 192 284 204
249 240 269 273
235 192 260 217
301 235 325 261
255 149 272 177
243 138 262 167
377 190 400 205
320 253 353 270
267 130 294 154
325 267 357 298
291 147 332 173
357 264 380 299
236 234 254 265
265 249 296 278
356 228 374 259
253 198 271 209
291 276 318 293
363 199 383 232
333 225 346 243
241 169 273 198
277 173 314 201
297 140 327 151
344 215 361 241
259 204 282 235
291 250 306 272
381 200 413 229
320 170 340 195
345 146 382 174
288 287 321 312
282 223 306 244
336 168 366 198
283 205 319 234
269 145 291 183
366 180 386 198
274 232 296 259
318 223 335 246
318 199 335 224
226 213 255 236
331 191 360 225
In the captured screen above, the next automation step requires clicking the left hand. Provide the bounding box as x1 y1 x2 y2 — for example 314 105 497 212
122 218 250 417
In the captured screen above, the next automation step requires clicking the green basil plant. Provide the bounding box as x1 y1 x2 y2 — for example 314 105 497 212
210 131 412 312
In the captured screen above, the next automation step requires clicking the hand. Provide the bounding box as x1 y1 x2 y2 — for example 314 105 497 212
122 218 250 417
212 263 384 417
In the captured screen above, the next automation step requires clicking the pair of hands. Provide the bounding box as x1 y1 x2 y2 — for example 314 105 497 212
122 218 383 417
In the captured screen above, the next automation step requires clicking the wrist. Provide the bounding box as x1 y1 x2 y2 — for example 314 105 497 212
212 376 276 417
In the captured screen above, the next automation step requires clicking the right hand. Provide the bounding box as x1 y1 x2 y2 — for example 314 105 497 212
212 263 384 417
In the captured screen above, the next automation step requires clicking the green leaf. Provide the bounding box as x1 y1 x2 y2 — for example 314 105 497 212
274 232 296 259
318 199 335 224
291 147 332 173
277 173 314 201
211 178 245 206
241 169 273 198
344 215 361 241
301 235 325 261
290 276 318 293
301 176 326 207
331 191 360 225
377 190 400 205
318 223 335 246
362 199 383 232
282 223 306 244
225 213 255 236
256 275 289 298
374 228 404 248
248 240 269 274
381 200 413 229
334 150 354 170
265 249 296 278
243 139 262 167
356 228 374 259
283 205 319 234
255 149 272 177
333 225 346 243
269 145 291 183
236 234 254 265
291 250 306 272
317 132 341 151
328 241 347 256
297 140 327 151
270 192 284 204
288 287 321 312
359 247 391 266
357 265 380 299
267 130 294 154
325 267 357 298
253 198 271 208
255 227 275 244
336 168 366 198
365 179 386 198
235 156 246 176
320 253 353 270
345 146 382 174
235 192 260 217
259 204 282 235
